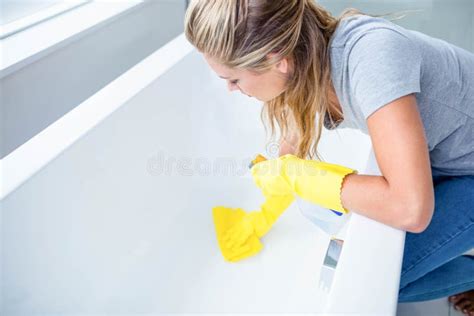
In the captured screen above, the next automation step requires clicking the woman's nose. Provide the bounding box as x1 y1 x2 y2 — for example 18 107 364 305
227 81 240 92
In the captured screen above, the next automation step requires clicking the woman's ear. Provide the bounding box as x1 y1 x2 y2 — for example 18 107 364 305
267 53 290 74
276 58 290 74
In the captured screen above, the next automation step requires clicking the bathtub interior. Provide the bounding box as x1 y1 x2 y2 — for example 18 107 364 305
1 49 374 314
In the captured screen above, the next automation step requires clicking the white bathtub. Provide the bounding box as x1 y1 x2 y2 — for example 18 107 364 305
0 34 405 315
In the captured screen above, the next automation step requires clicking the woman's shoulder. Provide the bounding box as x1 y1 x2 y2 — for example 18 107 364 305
330 14 411 48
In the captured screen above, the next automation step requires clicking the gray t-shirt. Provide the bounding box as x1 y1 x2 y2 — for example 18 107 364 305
327 14 474 177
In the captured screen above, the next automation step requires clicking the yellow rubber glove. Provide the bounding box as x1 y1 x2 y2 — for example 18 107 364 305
250 154 357 214
212 153 356 262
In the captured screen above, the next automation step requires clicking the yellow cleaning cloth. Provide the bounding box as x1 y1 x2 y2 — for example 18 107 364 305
212 206 263 262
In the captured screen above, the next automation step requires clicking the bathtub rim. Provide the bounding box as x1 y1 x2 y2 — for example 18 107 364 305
324 148 405 315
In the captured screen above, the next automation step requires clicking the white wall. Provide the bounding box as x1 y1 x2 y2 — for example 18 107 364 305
320 0 473 53
1 0 186 159
0 1 65 25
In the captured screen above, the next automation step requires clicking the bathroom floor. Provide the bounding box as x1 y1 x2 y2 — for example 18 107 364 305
398 297 467 316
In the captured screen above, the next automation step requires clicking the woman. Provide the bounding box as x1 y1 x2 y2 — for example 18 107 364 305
184 0 474 312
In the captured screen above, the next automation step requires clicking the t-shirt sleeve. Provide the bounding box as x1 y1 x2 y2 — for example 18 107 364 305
347 27 422 120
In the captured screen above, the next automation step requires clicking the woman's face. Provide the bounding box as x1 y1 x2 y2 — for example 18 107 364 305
203 53 291 102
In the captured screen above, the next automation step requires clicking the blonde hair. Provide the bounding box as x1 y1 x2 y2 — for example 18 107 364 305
184 0 412 160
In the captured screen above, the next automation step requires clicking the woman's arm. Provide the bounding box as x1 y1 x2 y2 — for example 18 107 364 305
278 108 300 156
340 94 435 233
279 133 298 156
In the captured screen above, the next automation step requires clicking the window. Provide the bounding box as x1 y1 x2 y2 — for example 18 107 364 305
0 0 91 39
